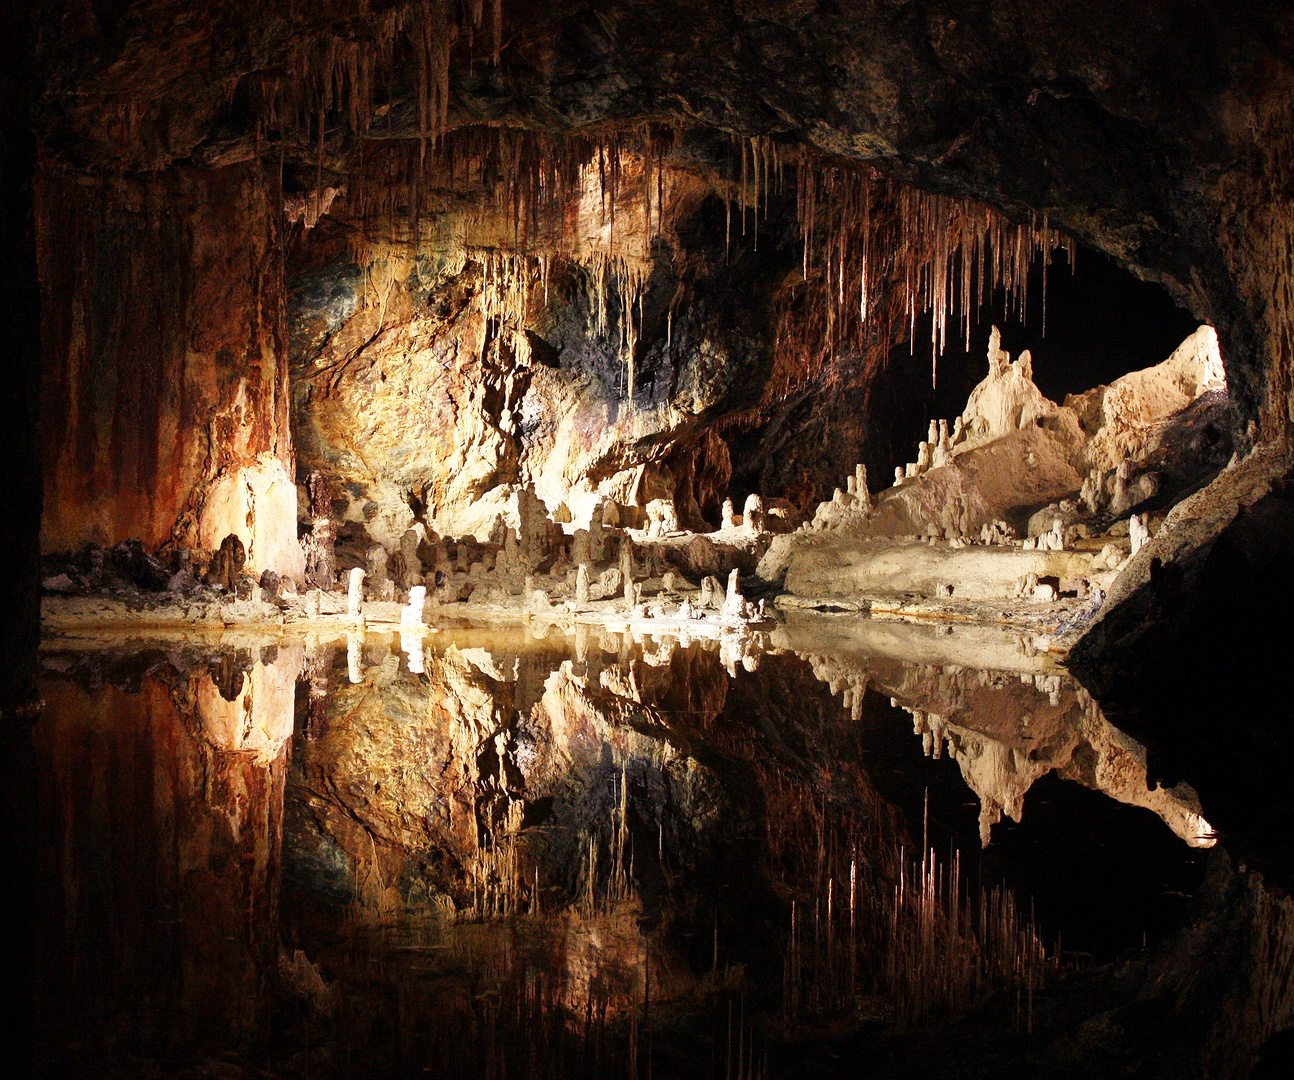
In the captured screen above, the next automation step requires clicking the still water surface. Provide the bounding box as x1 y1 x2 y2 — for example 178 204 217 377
34 615 1212 1078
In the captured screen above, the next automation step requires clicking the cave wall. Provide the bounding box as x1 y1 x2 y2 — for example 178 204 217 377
38 161 303 578
23 1 1294 580
287 156 801 541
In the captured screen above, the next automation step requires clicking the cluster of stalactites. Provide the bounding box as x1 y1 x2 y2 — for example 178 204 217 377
335 124 1075 408
794 151 1075 388
344 125 680 402
245 1 505 214
719 137 1075 391
343 124 679 255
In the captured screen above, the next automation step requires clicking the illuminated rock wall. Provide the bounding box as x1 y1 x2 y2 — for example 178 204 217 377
38 161 304 579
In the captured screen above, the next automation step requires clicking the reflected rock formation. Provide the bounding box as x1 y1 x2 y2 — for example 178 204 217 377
36 642 300 1068
777 615 1215 849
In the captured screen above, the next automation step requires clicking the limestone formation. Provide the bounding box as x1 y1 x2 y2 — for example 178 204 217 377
303 471 338 589
206 532 246 592
598 566 623 597
721 498 736 530
575 563 591 605
1130 513 1152 555
645 498 679 538
742 494 766 535
960 327 1057 443
347 567 365 619
401 585 427 626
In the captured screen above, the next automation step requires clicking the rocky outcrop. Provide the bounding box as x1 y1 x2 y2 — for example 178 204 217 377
38 163 303 580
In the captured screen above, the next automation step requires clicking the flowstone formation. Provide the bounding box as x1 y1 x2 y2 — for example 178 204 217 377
759 325 1231 634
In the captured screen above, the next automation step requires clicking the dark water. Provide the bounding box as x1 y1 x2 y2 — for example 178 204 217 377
33 616 1216 1078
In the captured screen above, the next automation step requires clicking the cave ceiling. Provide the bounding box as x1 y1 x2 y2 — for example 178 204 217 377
38 2 1293 323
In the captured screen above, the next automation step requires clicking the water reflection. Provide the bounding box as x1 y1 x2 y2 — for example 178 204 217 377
34 619 1213 1076
36 639 298 1068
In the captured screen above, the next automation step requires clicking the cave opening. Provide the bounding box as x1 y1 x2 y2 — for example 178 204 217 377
13 4 1294 1079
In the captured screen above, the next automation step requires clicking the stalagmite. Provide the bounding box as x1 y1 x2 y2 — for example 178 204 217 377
894 466 905 486
720 498 736 529
928 419 939 446
303 471 338 590
571 529 591 566
400 528 423 588
366 544 393 601
588 497 607 562
575 563 591 605
853 465 872 511
1113 462 1131 514
306 588 321 619
347 632 362 684
401 585 427 626
619 541 634 597
207 533 247 593
347 567 365 619
1130 513 1152 555
743 493 766 534
1080 473 1101 514
721 568 744 617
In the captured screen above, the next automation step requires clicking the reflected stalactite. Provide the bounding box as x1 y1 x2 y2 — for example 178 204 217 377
34 624 1238 1076
782 150 1076 396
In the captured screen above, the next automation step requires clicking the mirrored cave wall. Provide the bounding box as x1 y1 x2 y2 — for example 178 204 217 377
26 0 1294 573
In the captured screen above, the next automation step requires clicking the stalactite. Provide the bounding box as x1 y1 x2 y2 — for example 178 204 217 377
339 124 677 403
329 115 1070 415
791 151 1074 390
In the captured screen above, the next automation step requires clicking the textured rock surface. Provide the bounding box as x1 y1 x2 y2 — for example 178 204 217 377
38 163 303 579
32 1 1294 437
